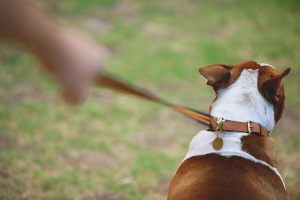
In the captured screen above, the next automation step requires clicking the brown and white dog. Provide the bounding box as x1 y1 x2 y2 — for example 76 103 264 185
168 61 290 200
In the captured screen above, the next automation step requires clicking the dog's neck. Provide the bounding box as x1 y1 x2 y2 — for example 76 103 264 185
181 68 285 186
183 68 277 162
210 68 275 131
182 68 278 169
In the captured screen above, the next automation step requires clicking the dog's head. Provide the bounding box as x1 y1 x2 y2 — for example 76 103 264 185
199 61 290 123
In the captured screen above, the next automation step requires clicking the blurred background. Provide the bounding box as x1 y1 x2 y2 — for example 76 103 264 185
0 0 299 199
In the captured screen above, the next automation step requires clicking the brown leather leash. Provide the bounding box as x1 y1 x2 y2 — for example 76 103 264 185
95 70 269 150
95 71 211 126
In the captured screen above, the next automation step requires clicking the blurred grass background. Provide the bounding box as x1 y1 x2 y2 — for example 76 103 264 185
0 0 300 199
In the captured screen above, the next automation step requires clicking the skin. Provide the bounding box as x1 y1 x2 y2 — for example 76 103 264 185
0 0 106 104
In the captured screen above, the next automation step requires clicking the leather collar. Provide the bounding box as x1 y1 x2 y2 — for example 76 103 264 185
209 117 269 137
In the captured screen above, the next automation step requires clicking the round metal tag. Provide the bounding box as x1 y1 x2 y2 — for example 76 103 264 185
213 137 223 150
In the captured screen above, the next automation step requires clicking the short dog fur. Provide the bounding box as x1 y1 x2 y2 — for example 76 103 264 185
168 61 290 200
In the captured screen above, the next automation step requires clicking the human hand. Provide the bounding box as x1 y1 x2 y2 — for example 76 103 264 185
32 29 107 104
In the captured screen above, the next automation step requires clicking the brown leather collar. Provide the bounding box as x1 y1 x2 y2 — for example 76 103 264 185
210 117 269 137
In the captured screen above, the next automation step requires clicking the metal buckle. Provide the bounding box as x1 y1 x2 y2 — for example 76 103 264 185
216 117 225 133
247 120 253 134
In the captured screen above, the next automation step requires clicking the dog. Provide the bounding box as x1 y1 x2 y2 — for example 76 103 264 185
167 61 290 200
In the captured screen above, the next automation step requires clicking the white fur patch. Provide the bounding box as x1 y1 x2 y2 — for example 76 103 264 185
180 69 285 188
182 130 285 189
183 130 247 161
259 63 276 69
211 69 275 131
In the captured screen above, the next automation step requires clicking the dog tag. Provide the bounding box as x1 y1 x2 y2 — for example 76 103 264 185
213 137 223 150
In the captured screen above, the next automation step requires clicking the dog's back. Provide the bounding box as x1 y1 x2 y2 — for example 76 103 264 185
168 140 286 200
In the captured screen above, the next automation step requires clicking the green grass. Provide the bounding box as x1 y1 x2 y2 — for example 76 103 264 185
1 0 300 199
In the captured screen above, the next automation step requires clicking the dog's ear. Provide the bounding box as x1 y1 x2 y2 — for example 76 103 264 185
262 68 291 104
198 64 232 90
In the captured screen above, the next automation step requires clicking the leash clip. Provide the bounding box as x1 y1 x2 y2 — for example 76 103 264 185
216 117 225 133
213 117 225 150
247 120 253 134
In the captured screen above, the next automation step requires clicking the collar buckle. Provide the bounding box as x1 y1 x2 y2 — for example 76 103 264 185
216 117 225 133
247 120 253 134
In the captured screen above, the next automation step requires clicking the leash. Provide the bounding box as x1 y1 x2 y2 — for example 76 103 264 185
95 70 269 150
95 71 211 126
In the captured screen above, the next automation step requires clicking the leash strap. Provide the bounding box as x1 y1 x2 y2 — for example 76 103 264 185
95 71 211 126
95 71 269 137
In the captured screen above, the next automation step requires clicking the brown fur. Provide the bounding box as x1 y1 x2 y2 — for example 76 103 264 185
168 154 286 200
168 61 290 200
241 135 278 168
